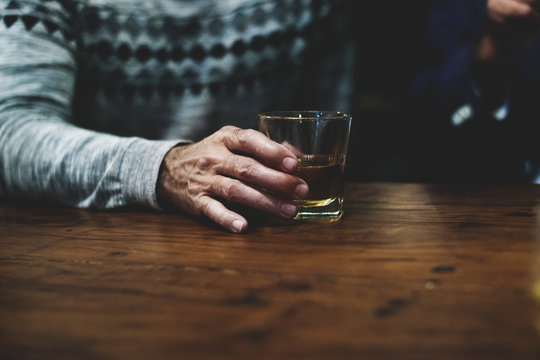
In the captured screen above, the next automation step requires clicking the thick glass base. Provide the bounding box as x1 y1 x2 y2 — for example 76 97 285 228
294 197 344 221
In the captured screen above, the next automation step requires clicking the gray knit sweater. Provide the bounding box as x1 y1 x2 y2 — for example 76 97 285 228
0 0 355 209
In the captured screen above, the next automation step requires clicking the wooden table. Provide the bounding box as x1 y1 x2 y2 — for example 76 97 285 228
1 183 540 360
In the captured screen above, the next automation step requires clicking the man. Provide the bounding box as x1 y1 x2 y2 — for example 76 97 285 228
0 0 355 232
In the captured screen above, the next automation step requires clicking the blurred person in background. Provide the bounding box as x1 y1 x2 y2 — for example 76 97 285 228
0 0 357 233
402 0 540 183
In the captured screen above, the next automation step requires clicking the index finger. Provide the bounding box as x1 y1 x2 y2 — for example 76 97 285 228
222 126 299 173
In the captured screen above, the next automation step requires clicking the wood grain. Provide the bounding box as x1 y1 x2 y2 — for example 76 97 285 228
1 183 540 360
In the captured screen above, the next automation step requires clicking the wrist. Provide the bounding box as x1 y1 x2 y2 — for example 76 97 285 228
156 145 183 210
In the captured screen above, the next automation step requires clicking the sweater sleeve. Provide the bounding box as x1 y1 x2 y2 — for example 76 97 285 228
0 0 180 209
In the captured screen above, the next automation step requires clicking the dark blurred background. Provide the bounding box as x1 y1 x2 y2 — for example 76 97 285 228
346 0 433 182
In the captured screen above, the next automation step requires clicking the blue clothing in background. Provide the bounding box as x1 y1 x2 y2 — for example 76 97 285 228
403 0 540 183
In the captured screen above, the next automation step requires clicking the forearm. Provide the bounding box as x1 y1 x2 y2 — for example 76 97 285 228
0 109 179 208
0 1 182 209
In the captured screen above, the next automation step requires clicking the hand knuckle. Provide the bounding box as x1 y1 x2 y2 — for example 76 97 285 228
220 125 237 132
197 155 217 170
235 129 249 146
192 195 208 216
214 126 240 146
222 180 242 201
237 159 258 179
243 128 259 137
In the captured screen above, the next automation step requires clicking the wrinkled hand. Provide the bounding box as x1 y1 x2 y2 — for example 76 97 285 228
156 126 309 233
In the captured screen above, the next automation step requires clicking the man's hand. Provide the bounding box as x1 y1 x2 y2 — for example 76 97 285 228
488 0 540 24
156 126 309 233
476 0 540 62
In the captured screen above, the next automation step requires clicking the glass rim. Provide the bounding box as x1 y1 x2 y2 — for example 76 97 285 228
258 110 351 120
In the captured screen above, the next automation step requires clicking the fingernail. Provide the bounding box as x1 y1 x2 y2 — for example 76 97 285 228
232 220 245 233
282 157 298 171
295 184 309 199
281 203 298 218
